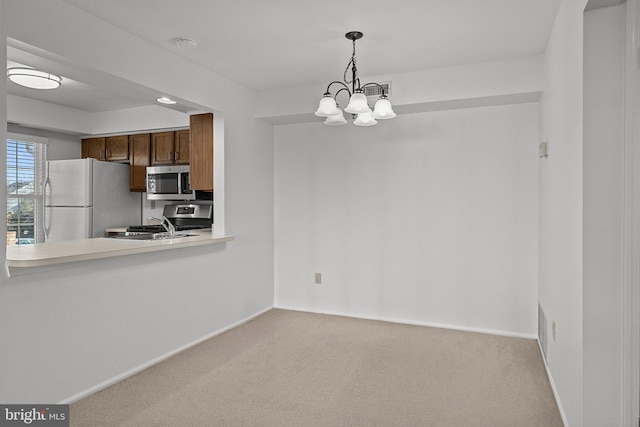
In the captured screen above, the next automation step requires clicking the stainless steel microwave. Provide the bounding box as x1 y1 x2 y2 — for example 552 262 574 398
146 165 195 200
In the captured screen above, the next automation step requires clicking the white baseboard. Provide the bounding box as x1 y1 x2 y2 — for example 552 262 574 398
274 305 537 340
59 305 274 404
535 338 569 427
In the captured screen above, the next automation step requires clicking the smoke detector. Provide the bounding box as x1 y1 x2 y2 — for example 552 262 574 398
174 37 197 50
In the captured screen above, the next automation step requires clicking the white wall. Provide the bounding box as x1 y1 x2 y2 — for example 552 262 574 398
8 94 190 136
584 4 625 426
623 1 640 424
275 103 539 337
91 106 189 135
539 0 588 425
257 55 543 124
0 0 274 403
0 0 7 263
7 124 81 160
7 93 93 134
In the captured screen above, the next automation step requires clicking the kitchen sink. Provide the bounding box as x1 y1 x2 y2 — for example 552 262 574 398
108 232 196 241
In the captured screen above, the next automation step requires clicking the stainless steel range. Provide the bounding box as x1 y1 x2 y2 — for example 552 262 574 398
128 203 213 233
108 203 212 240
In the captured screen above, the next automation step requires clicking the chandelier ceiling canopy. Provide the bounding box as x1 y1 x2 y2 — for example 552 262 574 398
315 31 396 126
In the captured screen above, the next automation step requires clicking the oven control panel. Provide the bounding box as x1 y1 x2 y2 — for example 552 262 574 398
163 203 212 220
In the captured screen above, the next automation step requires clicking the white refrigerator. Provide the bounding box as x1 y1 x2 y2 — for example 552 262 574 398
43 158 141 242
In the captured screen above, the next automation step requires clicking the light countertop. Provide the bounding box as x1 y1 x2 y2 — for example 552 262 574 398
6 230 233 269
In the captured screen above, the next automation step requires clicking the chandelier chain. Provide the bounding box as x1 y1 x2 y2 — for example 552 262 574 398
343 38 359 90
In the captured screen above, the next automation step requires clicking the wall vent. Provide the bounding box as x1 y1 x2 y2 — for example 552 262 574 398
538 303 548 360
364 81 392 97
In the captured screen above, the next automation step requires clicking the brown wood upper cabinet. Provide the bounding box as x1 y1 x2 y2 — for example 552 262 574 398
82 135 129 162
151 131 175 165
151 130 190 165
81 137 105 160
105 135 129 162
129 133 151 192
175 129 190 165
189 113 213 192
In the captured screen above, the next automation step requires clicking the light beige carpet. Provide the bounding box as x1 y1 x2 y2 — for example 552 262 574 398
71 309 563 426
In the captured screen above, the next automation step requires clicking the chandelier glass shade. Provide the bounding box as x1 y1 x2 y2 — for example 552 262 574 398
372 95 396 119
344 90 371 115
315 31 395 126
324 107 348 125
315 94 340 117
7 67 62 90
353 111 377 126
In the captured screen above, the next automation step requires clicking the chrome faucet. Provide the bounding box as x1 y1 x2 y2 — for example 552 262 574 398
151 216 175 236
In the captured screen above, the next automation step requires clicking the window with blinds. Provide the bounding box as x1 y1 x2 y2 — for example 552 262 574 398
6 136 47 245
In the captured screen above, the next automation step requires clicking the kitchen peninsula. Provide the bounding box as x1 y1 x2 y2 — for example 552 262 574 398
6 230 233 270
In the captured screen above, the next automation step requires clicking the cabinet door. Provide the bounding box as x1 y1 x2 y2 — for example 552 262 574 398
189 113 213 191
81 137 105 160
175 129 190 165
151 131 175 165
129 133 150 192
105 135 129 161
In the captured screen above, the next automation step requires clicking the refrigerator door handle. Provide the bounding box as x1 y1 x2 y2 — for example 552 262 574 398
42 176 51 239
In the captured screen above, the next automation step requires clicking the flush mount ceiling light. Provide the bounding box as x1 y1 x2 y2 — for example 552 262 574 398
156 96 177 104
7 67 62 90
315 31 396 126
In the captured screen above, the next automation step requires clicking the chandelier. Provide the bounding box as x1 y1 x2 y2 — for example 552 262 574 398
315 31 396 126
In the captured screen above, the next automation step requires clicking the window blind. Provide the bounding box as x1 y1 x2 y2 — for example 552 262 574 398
6 138 47 245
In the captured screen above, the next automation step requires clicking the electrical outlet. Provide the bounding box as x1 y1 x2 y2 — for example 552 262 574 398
314 273 322 284
539 141 549 158
552 321 556 341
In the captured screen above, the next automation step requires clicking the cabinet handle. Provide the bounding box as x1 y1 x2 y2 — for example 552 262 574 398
175 151 179 161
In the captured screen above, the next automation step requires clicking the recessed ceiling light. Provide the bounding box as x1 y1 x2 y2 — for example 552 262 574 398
7 67 62 90
174 37 197 50
156 96 177 105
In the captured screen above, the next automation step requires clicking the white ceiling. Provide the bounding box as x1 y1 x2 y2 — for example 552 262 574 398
7 46 151 113
6 39 198 114
8 0 563 113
